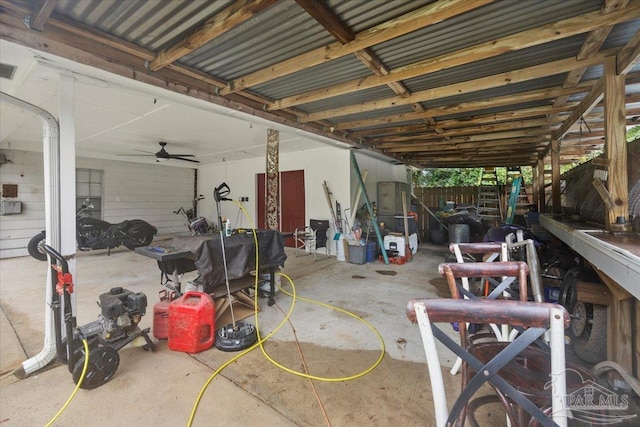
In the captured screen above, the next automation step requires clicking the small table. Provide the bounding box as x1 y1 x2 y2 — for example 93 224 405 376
135 230 287 307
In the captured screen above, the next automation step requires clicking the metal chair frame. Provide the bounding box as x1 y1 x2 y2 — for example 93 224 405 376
407 298 569 427
294 219 330 261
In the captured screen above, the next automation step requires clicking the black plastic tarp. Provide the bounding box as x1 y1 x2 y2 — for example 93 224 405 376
167 230 287 292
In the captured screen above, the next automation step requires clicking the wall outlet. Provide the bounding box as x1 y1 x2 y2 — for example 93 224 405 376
238 196 249 202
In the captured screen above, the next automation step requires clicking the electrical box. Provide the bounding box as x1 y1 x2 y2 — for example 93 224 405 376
377 181 410 215
0 200 22 215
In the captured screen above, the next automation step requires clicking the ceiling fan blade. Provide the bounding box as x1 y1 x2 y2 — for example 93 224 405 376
170 156 200 163
116 153 156 157
166 153 196 157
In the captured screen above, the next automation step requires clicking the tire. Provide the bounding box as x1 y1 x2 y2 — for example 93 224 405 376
559 268 580 310
27 232 47 261
125 234 154 250
569 301 607 364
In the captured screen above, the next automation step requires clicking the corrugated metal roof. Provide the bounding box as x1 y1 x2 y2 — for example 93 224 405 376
370 0 602 70
6 0 638 169
182 2 331 79
252 55 374 102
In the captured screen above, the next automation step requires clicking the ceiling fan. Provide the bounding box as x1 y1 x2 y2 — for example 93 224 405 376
119 142 200 163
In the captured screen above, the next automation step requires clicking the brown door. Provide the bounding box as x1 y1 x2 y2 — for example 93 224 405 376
257 170 305 247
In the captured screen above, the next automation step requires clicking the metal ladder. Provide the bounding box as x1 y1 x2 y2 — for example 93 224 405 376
477 167 503 226
505 167 532 224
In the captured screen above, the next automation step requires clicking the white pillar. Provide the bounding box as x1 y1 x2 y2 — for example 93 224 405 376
59 74 77 316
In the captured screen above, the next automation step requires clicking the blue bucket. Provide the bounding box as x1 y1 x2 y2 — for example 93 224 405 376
365 242 377 263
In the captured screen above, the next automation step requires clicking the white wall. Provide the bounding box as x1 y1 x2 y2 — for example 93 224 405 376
197 145 410 238
0 149 195 259
197 146 351 236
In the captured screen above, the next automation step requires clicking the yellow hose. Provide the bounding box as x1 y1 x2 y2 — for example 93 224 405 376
45 338 89 426
187 202 385 426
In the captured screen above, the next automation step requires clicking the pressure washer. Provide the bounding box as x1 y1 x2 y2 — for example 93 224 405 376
43 244 155 389
212 182 258 352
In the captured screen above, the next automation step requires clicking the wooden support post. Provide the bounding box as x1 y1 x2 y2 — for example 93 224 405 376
603 55 629 229
537 157 545 213
597 270 636 378
265 129 280 231
532 162 539 212
551 137 561 214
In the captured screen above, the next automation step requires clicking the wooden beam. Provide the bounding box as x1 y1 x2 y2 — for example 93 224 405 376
380 132 547 149
221 0 492 94
302 73 595 123
336 103 578 131
373 118 556 143
617 27 640 75
532 162 540 210
270 3 640 110
551 137 561 213
553 79 605 141
384 137 546 153
552 0 628 108
538 158 546 212
295 0 428 120
604 55 629 229
148 0 275 71
0 6 366 155
28 0 59 31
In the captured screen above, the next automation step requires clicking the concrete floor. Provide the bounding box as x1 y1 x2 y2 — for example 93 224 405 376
1 241 462 426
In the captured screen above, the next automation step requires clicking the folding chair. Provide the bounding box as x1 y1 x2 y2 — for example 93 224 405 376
406 298 570 427
294 219 330 261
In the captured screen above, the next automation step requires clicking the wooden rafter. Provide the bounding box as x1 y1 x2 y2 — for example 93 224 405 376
552 0 628 109
554 27 640 141
295 0 431 123
303 70 598 123
336 103 579 131
270 3 640 111
28 0 58 31
148 0 276 72
221 0 493 94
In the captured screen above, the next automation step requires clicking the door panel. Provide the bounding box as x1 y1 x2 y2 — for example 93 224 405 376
257 170 305 247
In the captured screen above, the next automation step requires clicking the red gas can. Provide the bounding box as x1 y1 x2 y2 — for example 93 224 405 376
168 291 215 353
153 290 175 340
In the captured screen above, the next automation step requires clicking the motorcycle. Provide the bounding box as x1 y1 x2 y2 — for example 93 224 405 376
173 195 211 235
28 200 157 261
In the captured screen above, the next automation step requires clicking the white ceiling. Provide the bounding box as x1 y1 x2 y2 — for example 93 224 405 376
0 39 355 167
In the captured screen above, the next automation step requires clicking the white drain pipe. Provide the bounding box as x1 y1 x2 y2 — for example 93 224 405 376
1 92 61 376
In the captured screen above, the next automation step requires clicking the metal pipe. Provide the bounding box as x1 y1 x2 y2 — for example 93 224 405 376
1 91 61 376
507 239 544 303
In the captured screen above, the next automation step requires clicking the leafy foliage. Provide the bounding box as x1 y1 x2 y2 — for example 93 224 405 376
413 168 482 187
413 126 640 187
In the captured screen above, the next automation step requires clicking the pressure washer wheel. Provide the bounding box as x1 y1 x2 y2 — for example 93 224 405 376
72 346 120 389
214 321 258 352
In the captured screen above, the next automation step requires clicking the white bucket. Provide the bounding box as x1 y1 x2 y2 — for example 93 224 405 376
336 235 346 261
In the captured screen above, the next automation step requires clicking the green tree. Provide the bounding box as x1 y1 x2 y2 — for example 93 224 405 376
413 168 482 187
413 126 640 187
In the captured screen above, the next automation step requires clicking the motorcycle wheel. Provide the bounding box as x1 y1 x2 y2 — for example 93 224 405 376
27 232 47 261
125 234 154 250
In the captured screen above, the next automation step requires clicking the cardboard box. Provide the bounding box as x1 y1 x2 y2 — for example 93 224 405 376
384 233 418 257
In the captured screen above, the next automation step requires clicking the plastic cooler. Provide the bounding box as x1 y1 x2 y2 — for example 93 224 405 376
168 291 215 353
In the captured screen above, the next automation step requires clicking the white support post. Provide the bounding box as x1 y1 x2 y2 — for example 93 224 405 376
59 74 77 320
